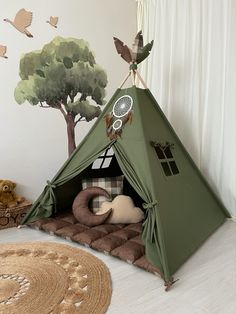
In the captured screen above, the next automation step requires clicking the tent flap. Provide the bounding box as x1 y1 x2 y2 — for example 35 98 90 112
113 141 169 278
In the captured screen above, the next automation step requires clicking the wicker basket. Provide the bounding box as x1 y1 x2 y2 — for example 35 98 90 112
0 200 32 230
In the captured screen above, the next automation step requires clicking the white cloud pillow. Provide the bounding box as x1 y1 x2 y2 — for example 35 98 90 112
96 195 144 224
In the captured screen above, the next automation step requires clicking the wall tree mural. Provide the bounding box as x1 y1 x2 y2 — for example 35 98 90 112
14 36 108 155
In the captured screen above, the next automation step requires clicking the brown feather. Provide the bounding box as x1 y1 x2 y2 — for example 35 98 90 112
127 111 133 124
132 31 143 62
113 37 132 63
133 31 143 49
104 113 113 128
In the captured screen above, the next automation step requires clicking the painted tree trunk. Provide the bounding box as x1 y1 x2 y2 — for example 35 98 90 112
66 113 76 156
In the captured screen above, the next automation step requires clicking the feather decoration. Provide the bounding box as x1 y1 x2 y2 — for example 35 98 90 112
113 37 132 64
104 111 133 140
113 31 153 65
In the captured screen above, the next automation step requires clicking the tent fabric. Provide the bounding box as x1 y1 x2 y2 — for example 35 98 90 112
22 86 230 283
113 141 167 277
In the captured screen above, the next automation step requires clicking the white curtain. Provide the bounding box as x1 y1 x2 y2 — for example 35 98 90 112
137 0 236 218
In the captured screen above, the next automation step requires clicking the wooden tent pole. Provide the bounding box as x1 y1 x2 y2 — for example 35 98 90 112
131 70 136 86
119 68 148 89
135 70 148 89
119 72 131 89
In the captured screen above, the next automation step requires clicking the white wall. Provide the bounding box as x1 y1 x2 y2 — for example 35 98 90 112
0 0 137 201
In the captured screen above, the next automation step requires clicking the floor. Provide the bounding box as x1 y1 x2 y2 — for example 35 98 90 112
0 220 235 314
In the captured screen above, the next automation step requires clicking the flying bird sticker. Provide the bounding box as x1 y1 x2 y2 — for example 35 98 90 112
46 16 59 28
0 45 8 59
4 8 33 38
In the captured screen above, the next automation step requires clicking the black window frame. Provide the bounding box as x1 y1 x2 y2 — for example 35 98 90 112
151 141 180 177
91 147 114 169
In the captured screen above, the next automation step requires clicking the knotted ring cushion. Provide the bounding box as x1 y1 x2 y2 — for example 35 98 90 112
72 187 112 227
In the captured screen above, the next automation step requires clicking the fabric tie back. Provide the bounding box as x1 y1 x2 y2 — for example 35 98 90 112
46 180 56 190
46 180 57 206
22 180 56 223
39 180 57 214
141 202 166 277
142 201 158 210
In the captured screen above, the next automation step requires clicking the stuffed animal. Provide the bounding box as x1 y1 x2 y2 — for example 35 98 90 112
0 180 25 209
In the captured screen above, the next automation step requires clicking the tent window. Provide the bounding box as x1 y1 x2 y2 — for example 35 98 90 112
155 146 165 159
164 146 173 158
161 162 172 176
169 161 179 175
92 147 114 169
152 141 179 176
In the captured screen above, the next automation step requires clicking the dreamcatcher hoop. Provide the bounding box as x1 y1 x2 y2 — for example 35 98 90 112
112 95 133 118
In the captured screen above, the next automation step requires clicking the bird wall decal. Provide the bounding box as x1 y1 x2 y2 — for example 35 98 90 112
0 45 8 59
4 8 33 38
113 31 153 65
46 16 58 28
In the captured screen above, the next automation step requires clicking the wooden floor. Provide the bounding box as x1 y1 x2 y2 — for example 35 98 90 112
0 220 235 314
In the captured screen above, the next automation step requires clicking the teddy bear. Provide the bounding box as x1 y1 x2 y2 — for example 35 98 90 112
0 180 25 209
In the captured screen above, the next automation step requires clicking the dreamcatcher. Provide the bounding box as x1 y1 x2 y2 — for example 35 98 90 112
105 95 133 140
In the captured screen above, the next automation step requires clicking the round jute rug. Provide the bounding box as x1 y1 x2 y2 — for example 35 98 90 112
0 242 112 314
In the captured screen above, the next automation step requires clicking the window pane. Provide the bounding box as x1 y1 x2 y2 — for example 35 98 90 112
102 157 113 168
106 147 114 156
169 161 179 175
164 146 173 158
92 158 103 169
155 146 165 159
161 162 172 176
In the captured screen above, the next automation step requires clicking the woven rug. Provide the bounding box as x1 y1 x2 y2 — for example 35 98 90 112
0 242 112 314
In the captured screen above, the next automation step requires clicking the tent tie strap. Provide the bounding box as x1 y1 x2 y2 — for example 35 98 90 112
43 180 57 212
129 62 138 70
46 180 56 189
143 201 158 210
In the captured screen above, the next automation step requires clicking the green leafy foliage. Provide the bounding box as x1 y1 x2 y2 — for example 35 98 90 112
14 75 42 105
15 36 107 115
14 36 108 154
68 100 101 121
63 57 73 69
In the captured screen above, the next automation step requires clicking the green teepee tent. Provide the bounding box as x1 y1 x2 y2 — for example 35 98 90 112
22 32 230 288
